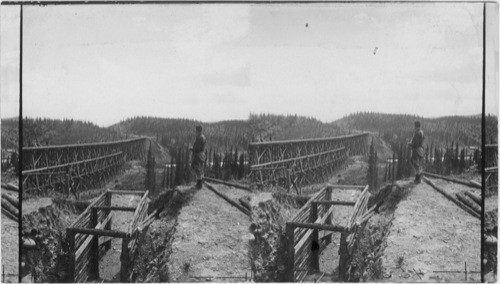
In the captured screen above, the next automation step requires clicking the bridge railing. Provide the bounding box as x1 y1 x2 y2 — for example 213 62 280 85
22 138 146 171
248 134 368 188
66 189 150 283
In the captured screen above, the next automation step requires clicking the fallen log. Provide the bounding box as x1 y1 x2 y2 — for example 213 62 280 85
238 198 252 211
422 172 481 189
1 182 19 192
456 192 481 215
422 177 480 219
204 177 252 192
1 192 19 209
2 207 18 222
469 180 482 188
464 191 481 206
1 197 19 217
204 182 251 217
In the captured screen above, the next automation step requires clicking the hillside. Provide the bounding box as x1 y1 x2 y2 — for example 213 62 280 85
21 112 492 155
1 118 18 150
22 117 125 147
333 112 494 148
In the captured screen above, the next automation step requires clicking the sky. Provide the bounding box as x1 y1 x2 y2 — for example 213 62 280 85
1 3 498 127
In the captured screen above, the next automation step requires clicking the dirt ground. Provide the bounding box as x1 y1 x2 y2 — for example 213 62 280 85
381 178 481 282
167 183 253 282
1 174 19 283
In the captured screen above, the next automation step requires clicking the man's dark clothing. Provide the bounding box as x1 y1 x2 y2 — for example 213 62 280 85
191 134 206 188
410 128 425 182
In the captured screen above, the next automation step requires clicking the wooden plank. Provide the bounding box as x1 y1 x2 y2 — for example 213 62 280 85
21 152 123 174
290 187 327 222
107 189 147 196
67 230 76 282
456 192 481 214
2 207 18 222
285 223 295 282
422 172 481 189
248 133 368 147
312 200 355 206
1 192 18 208
22 137 146 151
120 238 130 282
203 177 252 191
310 202 319 271
69 227 128 239
1 198 18 216
204 182 251 216
485 167 498 173
75 212 114 261
294 206 337 251
90 208 99 279
326 184 366 190
70 191 107 228
423 177 480 219
251 147 345 168
465 191 481 205
92 205 136 212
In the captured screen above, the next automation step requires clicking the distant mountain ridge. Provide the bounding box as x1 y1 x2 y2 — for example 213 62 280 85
333 111 495 147
18 112 495 151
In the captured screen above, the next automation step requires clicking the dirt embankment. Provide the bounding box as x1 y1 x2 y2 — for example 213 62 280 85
379 178 481 282
21 201 82 282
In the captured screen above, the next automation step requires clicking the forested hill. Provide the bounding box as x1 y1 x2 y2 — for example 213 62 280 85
111 116 251 152
110 114 349 152
22 117 125 147
333 112 496 147
21 112 495 152
1 117 19 149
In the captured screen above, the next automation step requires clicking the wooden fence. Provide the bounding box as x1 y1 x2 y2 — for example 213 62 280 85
21 138 147 197
66 189 150 283
284 184 369 282
248 134 368 189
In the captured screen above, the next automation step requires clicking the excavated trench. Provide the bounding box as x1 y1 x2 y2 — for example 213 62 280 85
21 198 88 282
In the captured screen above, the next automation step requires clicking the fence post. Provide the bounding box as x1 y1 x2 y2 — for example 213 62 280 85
285 223 295 282
90 208 100 280
338 231 348 281
310 203 320 272
104 191 112 251
120 237 130 282
325 186 333 244
67 229 76 282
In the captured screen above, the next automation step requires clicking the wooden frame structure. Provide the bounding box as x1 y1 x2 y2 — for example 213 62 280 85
248 134 368 188
21 138 146 196
284 184 373 282
66 189 150 283
485 144 498 193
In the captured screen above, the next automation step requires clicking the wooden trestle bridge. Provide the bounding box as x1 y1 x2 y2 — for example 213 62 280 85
248 133 368 189
21 138 147 197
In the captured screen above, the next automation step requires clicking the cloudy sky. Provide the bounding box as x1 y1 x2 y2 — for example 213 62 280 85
1 3 498 126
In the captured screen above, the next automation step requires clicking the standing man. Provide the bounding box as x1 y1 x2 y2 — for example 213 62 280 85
191 125 206 189
408 121 425 184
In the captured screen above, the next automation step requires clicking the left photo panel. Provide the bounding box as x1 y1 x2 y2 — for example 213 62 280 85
1 4 21 283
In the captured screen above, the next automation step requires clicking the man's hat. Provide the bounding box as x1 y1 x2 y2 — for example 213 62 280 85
414 121 421 128
196 125 202 132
